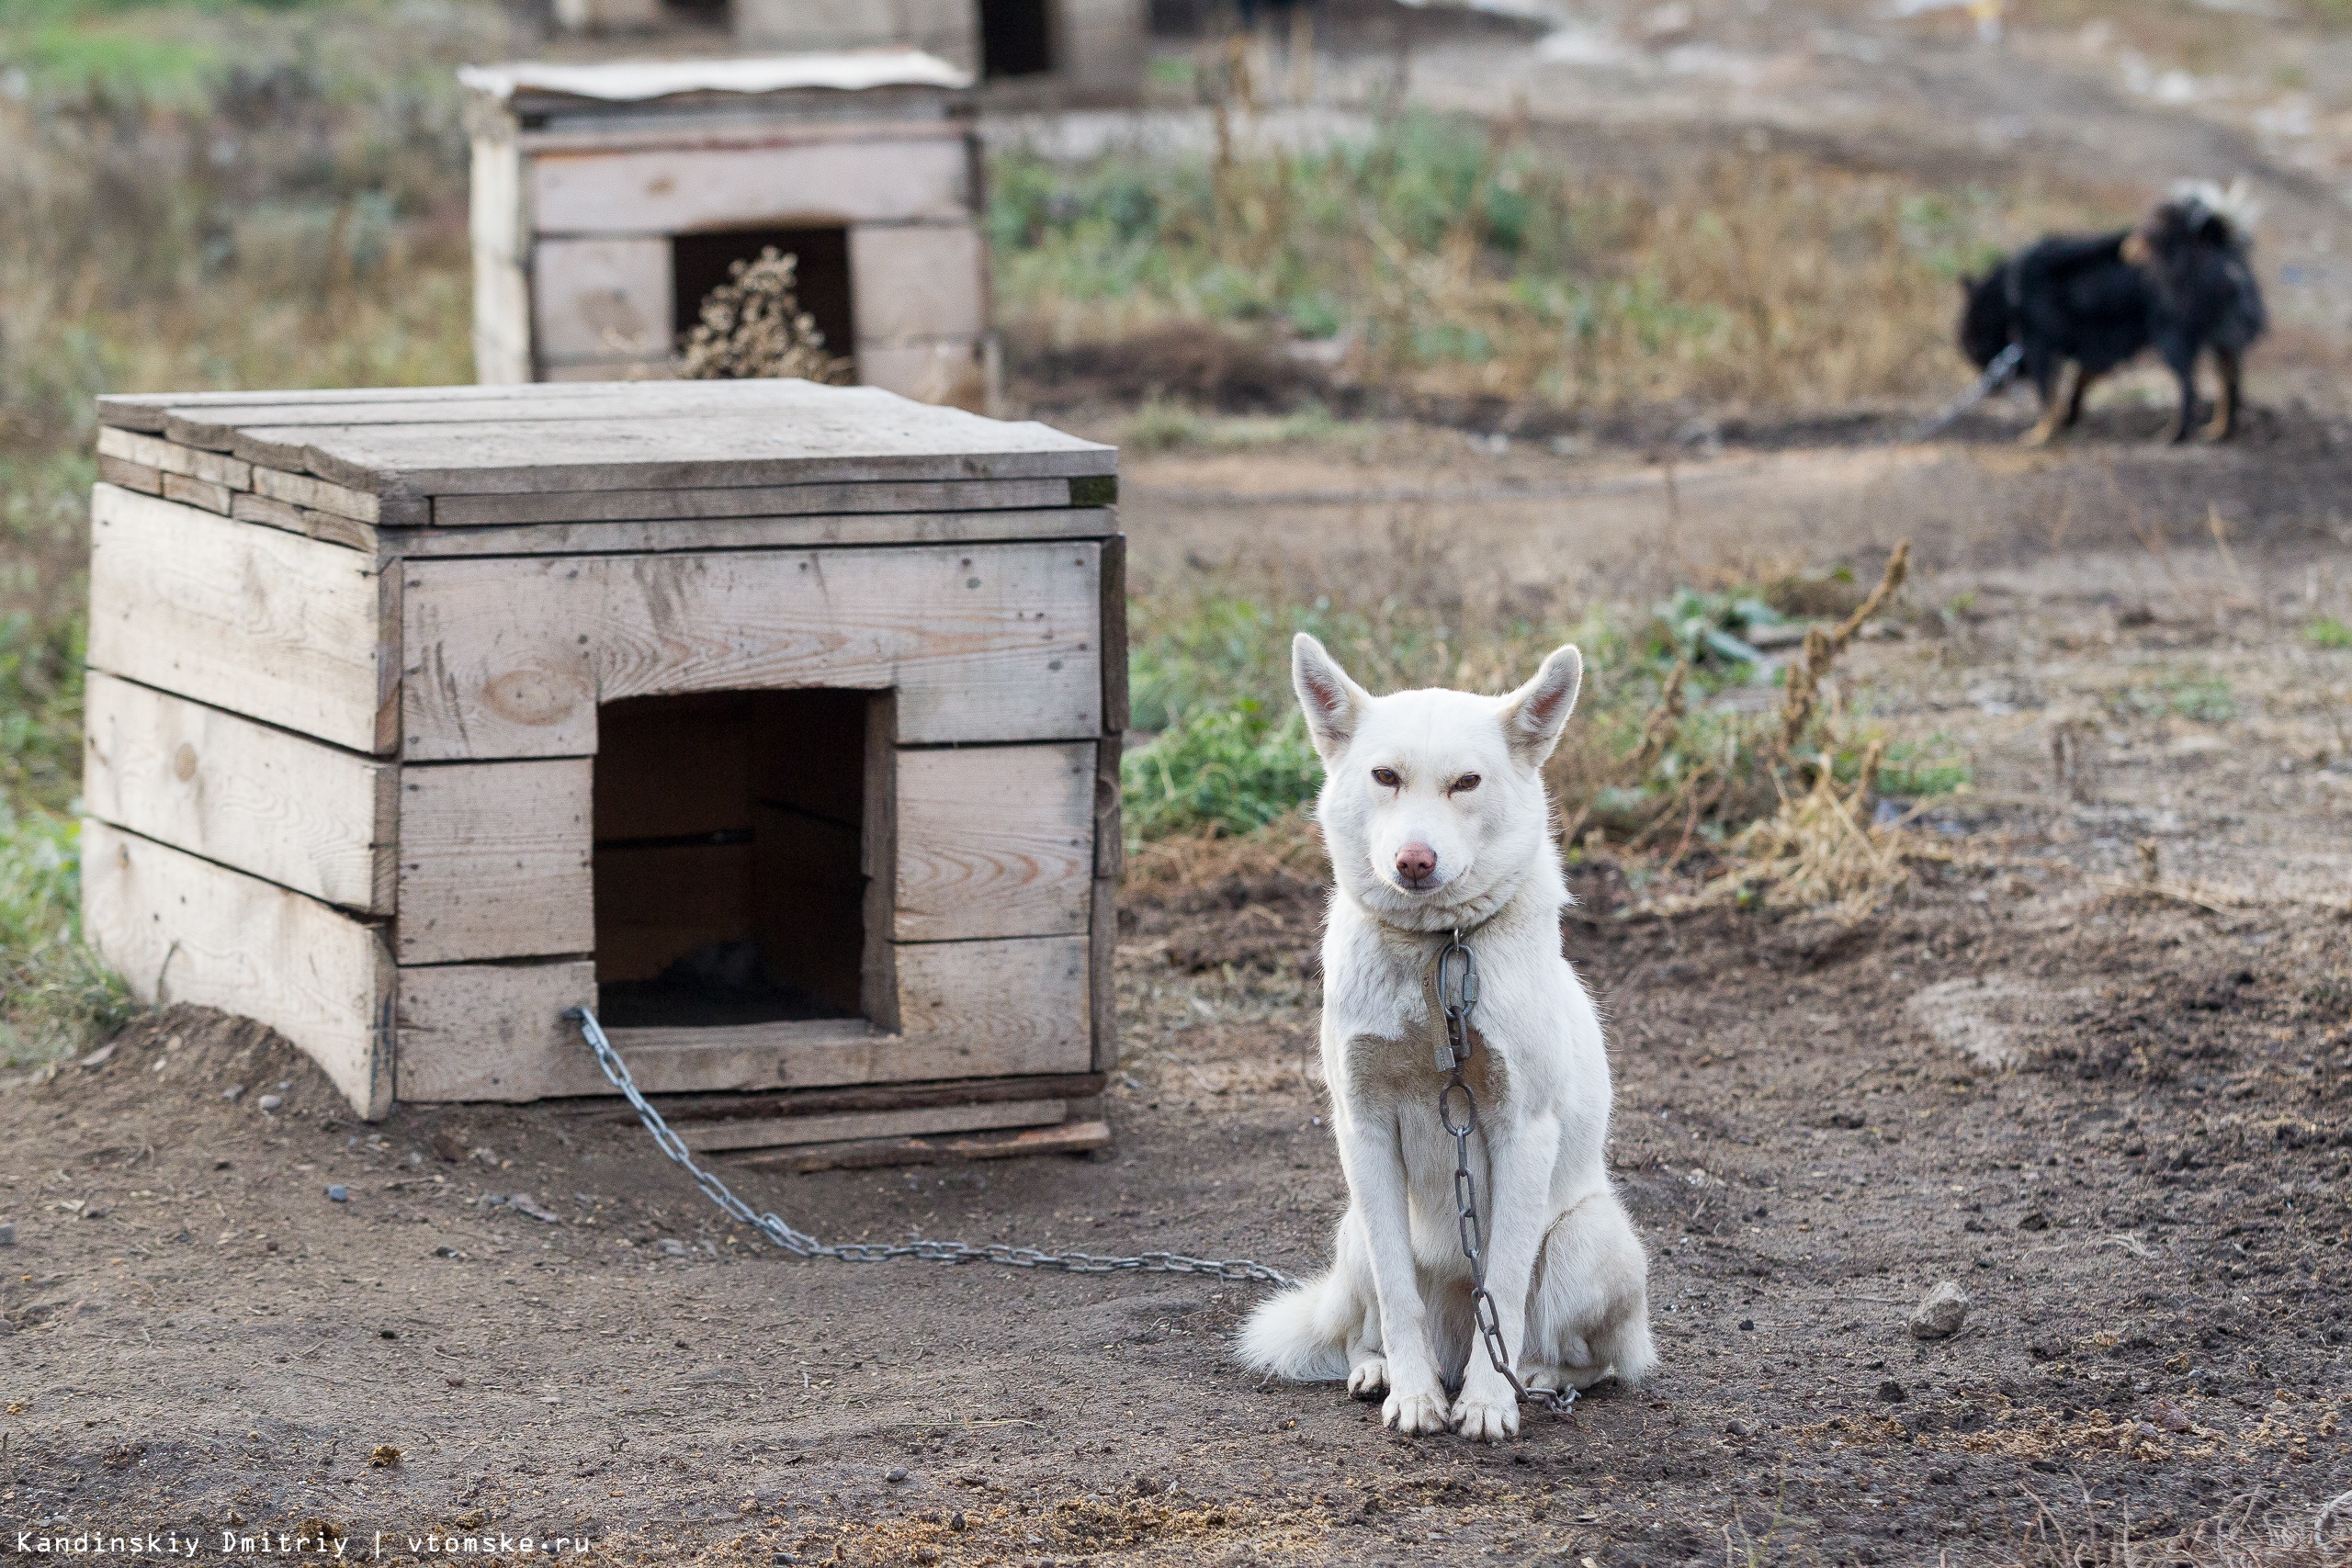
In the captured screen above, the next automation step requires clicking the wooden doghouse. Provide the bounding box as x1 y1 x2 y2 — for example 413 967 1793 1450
728 1 1148 104
80 379 1124 1166
463 53 998 410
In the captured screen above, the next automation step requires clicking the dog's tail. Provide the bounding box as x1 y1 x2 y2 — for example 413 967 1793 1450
1236 1270 1354 1382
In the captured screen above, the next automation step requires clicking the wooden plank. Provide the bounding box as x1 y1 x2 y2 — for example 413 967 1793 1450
228 394 1114 497
472 130 532 387
80 821 394 1119
893 932 1092 1077
250 464 428 526
1093 732 1124 882
1091 874 1119 1074
849 223 987 344
96 385 615 431
513 116 969 158
682 1098 1066 1153
428 476 1075 527
163 472 234 514
161 380 948 438
82 672 397 914
531 138 971 235
385 506 1117 559
861 693 899 1030
1099 530 1130 734
396 760 594 964
397 933 1087 1101
729 1120 1110 1173
231 492 377 552
395 959 598 1101
96 455 163 495
893 742 1094 942
400 542 1101 759
590 1071 1107 1122
97 426 254 487
532 237 673 365
86 485 398 755
857 340 989 412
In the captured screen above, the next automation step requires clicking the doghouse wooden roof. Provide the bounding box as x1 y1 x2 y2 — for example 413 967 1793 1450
457 51 974 107
94 379 1119 554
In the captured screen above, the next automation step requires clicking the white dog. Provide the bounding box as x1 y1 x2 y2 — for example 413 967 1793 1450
1238 635 1655 1441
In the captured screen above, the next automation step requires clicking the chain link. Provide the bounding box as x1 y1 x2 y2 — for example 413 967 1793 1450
571 1007 1296 1289
1438 932 1577 1419
1913 339 2024 441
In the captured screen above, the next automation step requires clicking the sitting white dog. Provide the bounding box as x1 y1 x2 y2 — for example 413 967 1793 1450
1238 635 1655 1441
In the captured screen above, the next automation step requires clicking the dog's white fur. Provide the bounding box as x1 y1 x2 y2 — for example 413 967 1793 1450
1238 635 1655 1441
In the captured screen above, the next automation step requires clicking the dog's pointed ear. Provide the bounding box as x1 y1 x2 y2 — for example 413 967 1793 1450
1498 645 1583 766
1293 633 1370 762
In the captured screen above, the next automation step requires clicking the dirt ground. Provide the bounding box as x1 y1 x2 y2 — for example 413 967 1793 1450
9 5 2352 1564
6 420 2350 1563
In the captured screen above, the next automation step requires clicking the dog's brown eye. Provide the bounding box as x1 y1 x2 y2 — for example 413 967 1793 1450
1451 774 1481 794
1371 767 1401 788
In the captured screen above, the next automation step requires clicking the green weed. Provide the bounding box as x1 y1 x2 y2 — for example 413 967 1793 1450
2304 616 2352 650
2111 670 2237 724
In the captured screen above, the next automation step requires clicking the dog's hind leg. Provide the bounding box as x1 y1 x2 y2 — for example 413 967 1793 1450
1521 1189 1656 1393
2061 365 2108 432
2164 346 2200 444
2204 348 2242 441
2024 363 2078 446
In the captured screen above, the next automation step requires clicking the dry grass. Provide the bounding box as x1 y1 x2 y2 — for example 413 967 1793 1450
994 112 2116 419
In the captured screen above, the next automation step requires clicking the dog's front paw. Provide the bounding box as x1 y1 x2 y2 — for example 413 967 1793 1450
1381 1387 1453 1436
1452 1391 1520 1443
1347 1357 1389 1400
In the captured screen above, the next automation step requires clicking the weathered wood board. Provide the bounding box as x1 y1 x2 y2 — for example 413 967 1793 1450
894 743 1094 942
395 959 597 1100
228 399 1112 497
399 542 1101 758
81 821 394 1118
849 223 987 344
387 506 1114 559
81 672 397 914
530 139 970 234
96 426 254 490
425 476 1080 528
530 237 672 364
399 934 1090 1100
86 485 399 755
681 1098 1067 1153
395 761 594 964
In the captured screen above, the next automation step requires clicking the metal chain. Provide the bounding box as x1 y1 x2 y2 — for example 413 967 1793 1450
1912 340 2025 442
571 1007 1295 1288
1437 932 1576 1418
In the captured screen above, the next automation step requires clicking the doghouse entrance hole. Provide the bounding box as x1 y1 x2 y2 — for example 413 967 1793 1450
980 0 1055 78
671 226 856 373
594 690 879 1030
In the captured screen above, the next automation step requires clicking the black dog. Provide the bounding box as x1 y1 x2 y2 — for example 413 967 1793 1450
1956 183 2267 444
2123 185 2268 442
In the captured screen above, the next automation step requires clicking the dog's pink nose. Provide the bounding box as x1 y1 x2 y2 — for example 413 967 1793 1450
1395 843 1438 885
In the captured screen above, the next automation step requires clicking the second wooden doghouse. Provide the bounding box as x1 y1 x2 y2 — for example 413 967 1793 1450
463 52 998 410
80 378 1123 1166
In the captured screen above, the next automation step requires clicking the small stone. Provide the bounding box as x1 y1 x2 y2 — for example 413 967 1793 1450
508 1194 562 1224
1723 1419 1747 1438
2018 1212 2050 1232
1909 1280 1971 1340
1738 1319 1755 1332
368 1445 401 1468
948 1514 966 1532
885 1467 910 1483
257 1095 284 1112
445 1377 464 1388
771 1554 796 1566
222 1085 245 1102
914 1550 941 1566
80 1044 116 1069
326 1186 349 1202
1876 1379 1908 1404
0 1222 16 1247
1133 1475 1164 1497
379 1329 398 1340
2154 1402 2192 1434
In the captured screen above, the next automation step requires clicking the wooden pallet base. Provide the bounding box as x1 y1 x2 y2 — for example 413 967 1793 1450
725 1119 1111 1174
